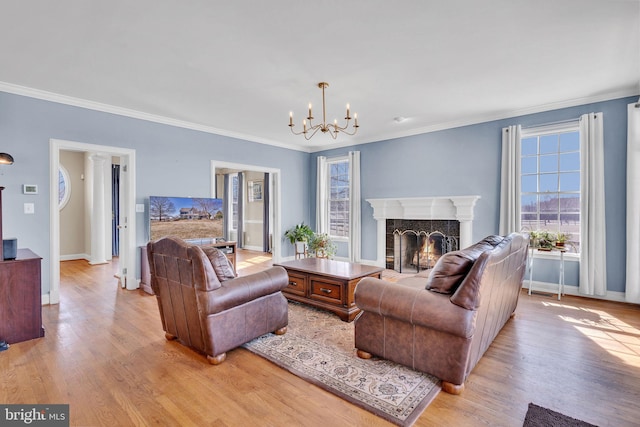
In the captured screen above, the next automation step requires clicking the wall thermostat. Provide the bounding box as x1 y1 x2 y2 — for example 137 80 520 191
23 184 38 194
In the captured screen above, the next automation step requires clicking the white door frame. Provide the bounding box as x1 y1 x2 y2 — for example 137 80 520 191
50 139 137 304
211 160 282 263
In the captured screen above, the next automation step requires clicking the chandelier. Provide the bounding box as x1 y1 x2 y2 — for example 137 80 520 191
288 82 359 140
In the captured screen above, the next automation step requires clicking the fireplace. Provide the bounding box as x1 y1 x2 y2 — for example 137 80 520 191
367 196 481 268
387 219 460 272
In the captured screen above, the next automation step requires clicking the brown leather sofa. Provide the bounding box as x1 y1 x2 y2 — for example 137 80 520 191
147 236 289 364
354 232 529 394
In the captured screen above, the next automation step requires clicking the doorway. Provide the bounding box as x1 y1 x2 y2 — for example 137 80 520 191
49 139 137 304
211 160 282 264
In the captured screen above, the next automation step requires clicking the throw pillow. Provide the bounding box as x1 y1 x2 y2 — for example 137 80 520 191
425 250 474 294
202 247 236 282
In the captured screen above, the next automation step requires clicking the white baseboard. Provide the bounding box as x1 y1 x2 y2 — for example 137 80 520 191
60 253 90 261
524 280 627 303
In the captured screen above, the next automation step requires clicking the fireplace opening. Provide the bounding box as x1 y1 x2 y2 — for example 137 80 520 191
386 219 460 273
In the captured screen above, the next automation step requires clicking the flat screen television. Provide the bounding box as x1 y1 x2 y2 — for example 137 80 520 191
149 196 225 244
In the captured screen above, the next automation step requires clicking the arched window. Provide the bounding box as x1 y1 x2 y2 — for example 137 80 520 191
59 165 71 209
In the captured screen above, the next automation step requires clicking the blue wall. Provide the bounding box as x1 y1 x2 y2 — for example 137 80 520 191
312 96 636 294
0 91 310 294
0 90 634 296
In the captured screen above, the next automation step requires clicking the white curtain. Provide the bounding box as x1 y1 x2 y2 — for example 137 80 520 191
348 151 361 262
626 102 640 303
499 125 522 235
316 156 328 233
579 112 607 296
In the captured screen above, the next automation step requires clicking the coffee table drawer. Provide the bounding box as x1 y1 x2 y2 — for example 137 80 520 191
310 278 343 304
285 272 307 297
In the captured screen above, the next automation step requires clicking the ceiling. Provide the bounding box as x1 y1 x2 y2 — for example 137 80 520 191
0 1 638 152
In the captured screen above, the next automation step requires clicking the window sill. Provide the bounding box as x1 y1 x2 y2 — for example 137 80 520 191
531 249 579 262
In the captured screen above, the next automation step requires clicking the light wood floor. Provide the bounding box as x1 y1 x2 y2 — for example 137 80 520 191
1 250 639 426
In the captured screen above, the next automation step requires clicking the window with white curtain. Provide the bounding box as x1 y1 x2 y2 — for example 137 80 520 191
322 156 350 240
520 122 581 253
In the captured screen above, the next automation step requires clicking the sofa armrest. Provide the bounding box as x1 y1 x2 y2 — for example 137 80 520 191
202 266 289 314
355 277 476 339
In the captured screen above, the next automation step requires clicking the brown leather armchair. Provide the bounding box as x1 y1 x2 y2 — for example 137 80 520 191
147 237 289 364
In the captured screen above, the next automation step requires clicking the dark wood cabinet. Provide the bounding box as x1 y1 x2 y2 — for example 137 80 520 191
0 248 44 344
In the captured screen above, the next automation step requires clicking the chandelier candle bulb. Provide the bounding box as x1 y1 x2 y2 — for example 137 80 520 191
346 103 350 119
289 112 293 126
308 103 313 119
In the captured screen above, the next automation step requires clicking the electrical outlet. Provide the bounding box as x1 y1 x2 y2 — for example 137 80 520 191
24 203 35 214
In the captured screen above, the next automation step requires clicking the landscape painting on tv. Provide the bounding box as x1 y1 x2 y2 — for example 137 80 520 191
149 196 224 242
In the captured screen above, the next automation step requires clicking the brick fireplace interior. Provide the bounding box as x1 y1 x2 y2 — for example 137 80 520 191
386 219 460 273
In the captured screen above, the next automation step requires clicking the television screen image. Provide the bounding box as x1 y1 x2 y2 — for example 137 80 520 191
149 196 224 244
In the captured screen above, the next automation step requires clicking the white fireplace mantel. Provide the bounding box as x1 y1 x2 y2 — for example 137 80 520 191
366 196 481 267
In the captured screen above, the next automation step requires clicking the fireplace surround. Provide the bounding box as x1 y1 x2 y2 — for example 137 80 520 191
367 196 481 268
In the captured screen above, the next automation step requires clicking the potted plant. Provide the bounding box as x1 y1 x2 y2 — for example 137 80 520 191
308 232 337 259
536 230 555 251
555 232 570 247
284 223 314 256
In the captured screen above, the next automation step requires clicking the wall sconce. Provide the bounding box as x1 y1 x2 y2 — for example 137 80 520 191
0 153 14 165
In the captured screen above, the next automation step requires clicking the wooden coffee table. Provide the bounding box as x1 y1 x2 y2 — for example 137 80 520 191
274 258 384 322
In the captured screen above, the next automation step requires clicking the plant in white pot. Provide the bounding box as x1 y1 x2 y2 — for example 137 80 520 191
284 223 314 257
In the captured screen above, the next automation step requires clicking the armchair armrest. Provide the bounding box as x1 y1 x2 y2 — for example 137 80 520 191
355 277 476 339
202 266 289 314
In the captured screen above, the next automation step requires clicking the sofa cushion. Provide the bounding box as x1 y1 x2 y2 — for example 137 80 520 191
425 251 475 294
202 247 236 282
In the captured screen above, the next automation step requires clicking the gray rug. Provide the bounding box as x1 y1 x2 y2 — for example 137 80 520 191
243 302 441 427
523 403 598 427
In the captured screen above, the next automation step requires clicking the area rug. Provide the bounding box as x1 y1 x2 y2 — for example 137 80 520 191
243 302 441 426
523 403 598 427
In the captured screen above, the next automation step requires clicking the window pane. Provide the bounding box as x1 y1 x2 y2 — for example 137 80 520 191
521 137 537 155
540 135 558 154
521 156 537 174
560 132 579 151
539 174 558 192
521 174 537 192
559 172 580 191
559 194 580 212
521 194 537 212
539 154 558 173
540 194 558 212
560 152 580 171
328 160 350 238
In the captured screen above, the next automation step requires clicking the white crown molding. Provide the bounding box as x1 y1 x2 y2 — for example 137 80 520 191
309 88 640 152
0 81 310 153
2 81 637 155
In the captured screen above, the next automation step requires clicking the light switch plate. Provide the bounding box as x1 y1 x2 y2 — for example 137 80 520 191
136 203 145 213
24 203 35 214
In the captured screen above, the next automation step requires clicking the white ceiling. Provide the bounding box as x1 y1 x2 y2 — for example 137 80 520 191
0 1 638 152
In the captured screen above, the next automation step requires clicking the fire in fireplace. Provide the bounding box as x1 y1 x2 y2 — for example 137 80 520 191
386 219 460 273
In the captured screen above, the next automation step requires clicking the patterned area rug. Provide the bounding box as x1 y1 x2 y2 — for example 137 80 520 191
243 302 441 427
